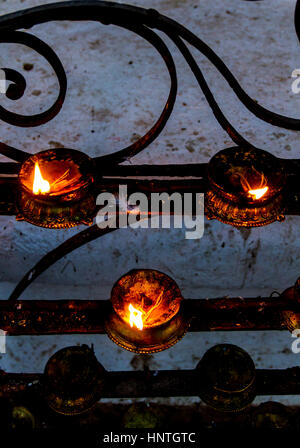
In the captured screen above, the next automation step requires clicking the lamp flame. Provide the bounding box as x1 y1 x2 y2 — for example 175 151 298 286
248 186 269 200
238 167 269 200
129 303 143 331
32 162 50 195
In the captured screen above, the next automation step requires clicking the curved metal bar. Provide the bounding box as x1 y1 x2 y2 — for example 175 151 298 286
0 1 149 31
0 1 296 160
0 31 67 162
154 13 300 132
95 23 177 165
2 68 26 101
165 32 255 150
0 31 67 128
8 223 117 301
0 3 177 166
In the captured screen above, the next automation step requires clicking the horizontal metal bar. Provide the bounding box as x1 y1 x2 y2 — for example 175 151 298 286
2 158 300 177
0 162 20 174
1 367 300 398
0 158 298 177
0 177 208 216
1 177 300 216
102 368 300 397
0 295 293 335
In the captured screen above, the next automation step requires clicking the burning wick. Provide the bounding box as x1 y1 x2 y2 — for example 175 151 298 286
248 186 269 200
238 167 269 201
32 162 73 196
32 162 50 195
129 304 143 331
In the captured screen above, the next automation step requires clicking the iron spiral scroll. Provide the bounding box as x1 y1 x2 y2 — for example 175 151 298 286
0 0 297 300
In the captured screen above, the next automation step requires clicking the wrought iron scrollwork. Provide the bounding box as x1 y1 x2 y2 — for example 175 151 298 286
0 31 67 131
0 0 300 165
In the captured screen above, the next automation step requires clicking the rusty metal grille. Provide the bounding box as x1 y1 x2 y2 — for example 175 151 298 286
0 0 299 430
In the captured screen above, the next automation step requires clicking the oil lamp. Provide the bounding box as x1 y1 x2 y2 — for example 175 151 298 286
17 148 96 228
11 406 35 429
205 147 286 227
105 269 189 353
43 345 105 415
249 402 294 429
196 344 256 412
282 276 300 333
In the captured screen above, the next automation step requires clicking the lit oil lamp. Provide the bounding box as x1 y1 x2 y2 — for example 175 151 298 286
205 147 286 227
17 148 96 228
105 269 189 353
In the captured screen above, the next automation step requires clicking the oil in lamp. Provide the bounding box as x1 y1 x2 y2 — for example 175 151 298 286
43 345 105 415
196 344 256 412
205 147 286 227
105 269 189 353
17 148 96 228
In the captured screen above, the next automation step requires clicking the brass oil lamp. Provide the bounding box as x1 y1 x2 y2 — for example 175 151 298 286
206 147 286 227
17 148 96 228
43 345 105 415
11 406 35 429
105 269 189 354
282 276 300 333
196 344 256 412
249 402 294 429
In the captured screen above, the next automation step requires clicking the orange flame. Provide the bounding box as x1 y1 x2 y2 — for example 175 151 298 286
32 162 50 195
248 186 269 200
238 167 269 201
129 303 143 331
